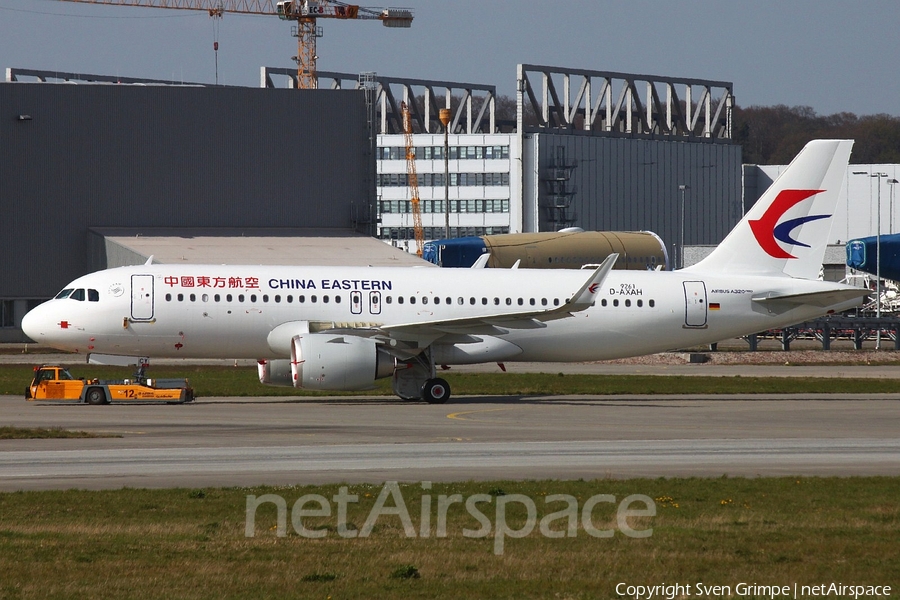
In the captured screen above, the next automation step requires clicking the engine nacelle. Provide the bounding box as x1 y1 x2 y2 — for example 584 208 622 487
290 333 394 391
257 359 294 387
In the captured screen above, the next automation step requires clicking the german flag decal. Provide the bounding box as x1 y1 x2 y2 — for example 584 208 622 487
709 303 721 310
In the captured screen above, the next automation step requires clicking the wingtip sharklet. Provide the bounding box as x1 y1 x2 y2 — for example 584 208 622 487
567 253 619 310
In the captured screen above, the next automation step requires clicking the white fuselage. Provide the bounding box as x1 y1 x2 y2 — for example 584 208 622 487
22 264 861 363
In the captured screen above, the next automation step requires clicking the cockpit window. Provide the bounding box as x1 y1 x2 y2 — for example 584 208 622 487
54 288 74 300
70 289 85 301
88 289 100 302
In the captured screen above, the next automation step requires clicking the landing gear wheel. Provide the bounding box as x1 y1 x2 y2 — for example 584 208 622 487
421 378 450 404
85 387 107 405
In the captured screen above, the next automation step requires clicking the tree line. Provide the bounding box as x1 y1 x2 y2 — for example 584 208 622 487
734 105 900 165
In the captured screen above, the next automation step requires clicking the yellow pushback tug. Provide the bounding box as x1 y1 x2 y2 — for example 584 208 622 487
26 365 194 404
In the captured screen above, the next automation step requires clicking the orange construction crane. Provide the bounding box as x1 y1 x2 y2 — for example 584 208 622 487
54 0 413 89
401 101 424 257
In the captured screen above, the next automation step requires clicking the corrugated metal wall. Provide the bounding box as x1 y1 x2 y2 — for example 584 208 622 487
534 134 742 262
0 83 371 298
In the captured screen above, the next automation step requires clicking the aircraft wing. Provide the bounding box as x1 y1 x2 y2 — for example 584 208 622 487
751 288 870 308
380 253 618 338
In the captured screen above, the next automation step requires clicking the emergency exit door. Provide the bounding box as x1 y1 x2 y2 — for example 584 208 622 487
683 281 708 328
131 274 155 321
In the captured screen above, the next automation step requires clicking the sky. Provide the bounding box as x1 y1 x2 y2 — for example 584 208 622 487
0 0 898 116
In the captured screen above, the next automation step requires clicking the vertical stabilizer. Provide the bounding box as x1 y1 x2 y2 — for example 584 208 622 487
685 139 852 279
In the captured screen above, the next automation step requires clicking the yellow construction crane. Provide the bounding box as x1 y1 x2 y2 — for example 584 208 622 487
54 0 413 89
401 101 424 257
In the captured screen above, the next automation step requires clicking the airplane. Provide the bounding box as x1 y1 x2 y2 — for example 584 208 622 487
21 139 868 403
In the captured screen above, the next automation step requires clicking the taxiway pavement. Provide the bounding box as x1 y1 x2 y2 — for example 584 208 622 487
2 393 898 490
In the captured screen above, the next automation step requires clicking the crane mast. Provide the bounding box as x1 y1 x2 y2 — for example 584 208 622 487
53 0 412 89
401 101 425 257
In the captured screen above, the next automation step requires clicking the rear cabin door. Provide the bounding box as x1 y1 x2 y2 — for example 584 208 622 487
683 281 708 328
131 274 155 321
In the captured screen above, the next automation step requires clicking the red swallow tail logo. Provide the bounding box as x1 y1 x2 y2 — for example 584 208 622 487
588 283 600 294
749 189 828 259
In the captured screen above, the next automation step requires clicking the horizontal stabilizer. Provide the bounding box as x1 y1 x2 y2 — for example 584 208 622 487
752 288 869 308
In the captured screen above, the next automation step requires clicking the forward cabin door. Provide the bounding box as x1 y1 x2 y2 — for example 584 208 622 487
131 274 155 321
683 281 708 328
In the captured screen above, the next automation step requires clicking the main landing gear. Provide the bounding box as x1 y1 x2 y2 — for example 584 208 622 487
392 348 451 404
421 377 450 404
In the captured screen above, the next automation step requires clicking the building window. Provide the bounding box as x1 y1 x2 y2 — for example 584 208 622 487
376 172 510 188
0 300 14 328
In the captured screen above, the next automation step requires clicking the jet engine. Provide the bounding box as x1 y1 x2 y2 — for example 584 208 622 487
258 333 394 391
257 358 294 387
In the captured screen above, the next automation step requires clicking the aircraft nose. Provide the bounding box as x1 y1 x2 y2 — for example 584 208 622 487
21 303 47 342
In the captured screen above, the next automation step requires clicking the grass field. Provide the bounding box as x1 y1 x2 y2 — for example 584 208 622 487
3 364 900 398
0 477 896 599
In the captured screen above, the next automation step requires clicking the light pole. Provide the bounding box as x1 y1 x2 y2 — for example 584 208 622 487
854 171 889 349
889 178 899 235
678 185 689 269
439 108 452 240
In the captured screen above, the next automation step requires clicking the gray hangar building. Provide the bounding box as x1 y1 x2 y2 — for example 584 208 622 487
0 82 385 341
